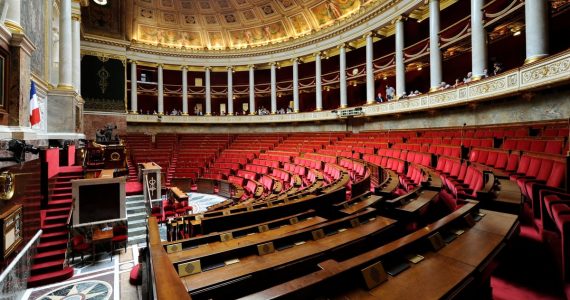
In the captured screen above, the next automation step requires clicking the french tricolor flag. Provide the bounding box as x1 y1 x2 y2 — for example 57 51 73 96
30 81 40 127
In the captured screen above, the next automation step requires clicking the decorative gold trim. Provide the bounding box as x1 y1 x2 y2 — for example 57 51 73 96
524 54 548 65
57 84 76 91
340 105 348 108
4 21 24 34
315 108 323 112
0 172 15 201
205 113 212 116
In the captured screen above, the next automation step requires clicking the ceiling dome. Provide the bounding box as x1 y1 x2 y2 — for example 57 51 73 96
132 0 364 50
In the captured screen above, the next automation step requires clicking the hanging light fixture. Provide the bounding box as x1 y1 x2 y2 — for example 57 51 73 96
94 0 108 5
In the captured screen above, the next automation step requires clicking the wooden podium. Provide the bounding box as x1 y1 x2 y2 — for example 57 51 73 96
142 162 162 202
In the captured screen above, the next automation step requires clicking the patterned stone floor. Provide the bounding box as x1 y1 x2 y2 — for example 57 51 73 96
23 245 142 300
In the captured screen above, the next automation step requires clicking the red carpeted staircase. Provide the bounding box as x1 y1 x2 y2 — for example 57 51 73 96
27 171 83 288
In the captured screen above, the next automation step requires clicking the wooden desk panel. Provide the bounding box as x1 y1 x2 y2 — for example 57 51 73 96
472 209 518 236
169 216 327 263
396 190 438 213
183 217 396 293
340 195 383 215
368 254 473 299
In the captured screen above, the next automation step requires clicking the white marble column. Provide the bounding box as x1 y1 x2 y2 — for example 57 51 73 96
395 17 406 98
58 0 73 88
157 64 164 115
365 33 375 104
249 65 255 114
72 15 81 93
471 0 487 79
429 0 443 90
270 63 277 114
292 58 300 112
182 66 188 115
5 0 22 32
315 52 323 111
205 67 212 116
130 61 138 113
339 45 348 108
525 0 549 63
227 67 234 115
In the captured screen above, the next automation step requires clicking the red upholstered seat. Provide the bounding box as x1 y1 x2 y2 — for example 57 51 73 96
130 264 142 285
71 234 91 264
112 225 128 253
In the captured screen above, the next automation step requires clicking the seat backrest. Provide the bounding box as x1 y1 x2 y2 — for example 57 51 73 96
495 152 509 169
526 157 543 177
505 153 520 172
477 151 489 164
516 155 531 174
546 161 566 188
530 140 546 153
535 159 554 181
544 140 563 154
457 163 468 180
485 151 498 167
516 140 531 151
469 149 479 162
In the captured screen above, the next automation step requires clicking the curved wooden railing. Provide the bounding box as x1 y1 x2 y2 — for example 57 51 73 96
147 217 191 300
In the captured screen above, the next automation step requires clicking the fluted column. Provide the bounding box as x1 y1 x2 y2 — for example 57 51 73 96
249 65 255 114
5 0 22 33
157 64 164 115
525 0 549 63
292 58 300 112
270 63 277 114
429 0 443 90
315 52 323 111
58 0 73 88
365 33 375 104
339 45 348 108
130 61 138 113
72 14 81 93
395 17 406 98
227 67 234 115
471 0 487 79
182 66 188 115
205 67 212 116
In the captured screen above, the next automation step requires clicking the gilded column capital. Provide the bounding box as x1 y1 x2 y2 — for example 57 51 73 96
71 14 81 22
248 64 256 69
157 63 164 68
393 15 408 24
204 66 212 71
227 66 234 71
129 59 138 64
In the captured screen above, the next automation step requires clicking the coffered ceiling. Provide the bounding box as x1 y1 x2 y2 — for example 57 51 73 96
133 0 367 50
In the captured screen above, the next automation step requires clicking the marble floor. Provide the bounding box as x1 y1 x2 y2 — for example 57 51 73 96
23 245 143 300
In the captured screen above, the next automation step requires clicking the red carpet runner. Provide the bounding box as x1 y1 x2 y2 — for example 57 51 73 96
27 171 82 287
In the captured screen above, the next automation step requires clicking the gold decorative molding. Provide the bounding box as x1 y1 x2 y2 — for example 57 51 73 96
81 49 126 62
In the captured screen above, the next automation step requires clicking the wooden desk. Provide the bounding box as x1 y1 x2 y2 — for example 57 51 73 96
170 187 189 202
184 216 397 296
242 206 518 300
99 169 115 179
396 190 438 213
169 215 328 264
339 195 383 215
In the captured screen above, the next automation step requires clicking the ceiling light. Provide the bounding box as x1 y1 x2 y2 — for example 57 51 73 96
513 30 521 36
94 0 108 5
417 66 423 71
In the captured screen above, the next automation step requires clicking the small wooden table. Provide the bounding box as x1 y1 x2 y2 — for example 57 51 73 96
170 187 189 202
92 228 113 261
